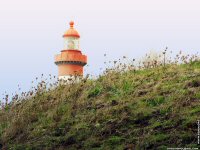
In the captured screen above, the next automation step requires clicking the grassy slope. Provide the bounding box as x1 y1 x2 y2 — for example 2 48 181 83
1 62 200 150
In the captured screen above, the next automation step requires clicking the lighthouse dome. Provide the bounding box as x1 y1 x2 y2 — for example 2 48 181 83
63 21 80 38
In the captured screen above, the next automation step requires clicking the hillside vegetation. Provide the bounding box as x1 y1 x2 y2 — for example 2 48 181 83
1 54 200 149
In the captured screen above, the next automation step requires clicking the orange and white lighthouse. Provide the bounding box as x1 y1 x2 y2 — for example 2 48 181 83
55 21 87 81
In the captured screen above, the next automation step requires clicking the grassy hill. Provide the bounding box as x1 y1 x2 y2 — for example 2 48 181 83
1 60 200 149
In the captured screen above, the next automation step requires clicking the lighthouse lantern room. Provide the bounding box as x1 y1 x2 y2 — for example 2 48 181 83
55 21 87 81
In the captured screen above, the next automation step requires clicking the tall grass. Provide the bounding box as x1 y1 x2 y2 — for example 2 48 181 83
0 50 200 149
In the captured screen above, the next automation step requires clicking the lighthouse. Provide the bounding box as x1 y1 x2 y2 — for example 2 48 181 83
55 21 87 82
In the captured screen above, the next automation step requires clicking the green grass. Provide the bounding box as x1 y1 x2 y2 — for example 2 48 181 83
1 61 200 149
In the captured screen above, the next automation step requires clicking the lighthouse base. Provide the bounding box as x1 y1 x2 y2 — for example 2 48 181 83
58 75 82 84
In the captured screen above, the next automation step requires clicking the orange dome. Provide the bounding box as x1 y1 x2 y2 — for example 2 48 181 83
63 21 80 38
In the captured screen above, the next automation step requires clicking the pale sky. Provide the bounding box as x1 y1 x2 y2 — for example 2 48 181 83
0 0 200 98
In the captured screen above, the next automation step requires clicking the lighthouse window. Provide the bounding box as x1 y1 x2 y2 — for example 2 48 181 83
68 40 75 49
64 37 80 50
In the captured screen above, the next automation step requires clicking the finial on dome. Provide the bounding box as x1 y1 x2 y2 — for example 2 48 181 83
69 21 74 28
63 21 80 38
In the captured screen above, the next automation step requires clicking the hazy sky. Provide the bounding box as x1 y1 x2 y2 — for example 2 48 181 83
0 0 200 98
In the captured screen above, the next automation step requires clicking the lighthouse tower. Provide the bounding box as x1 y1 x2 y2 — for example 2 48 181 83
55 21 87 81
